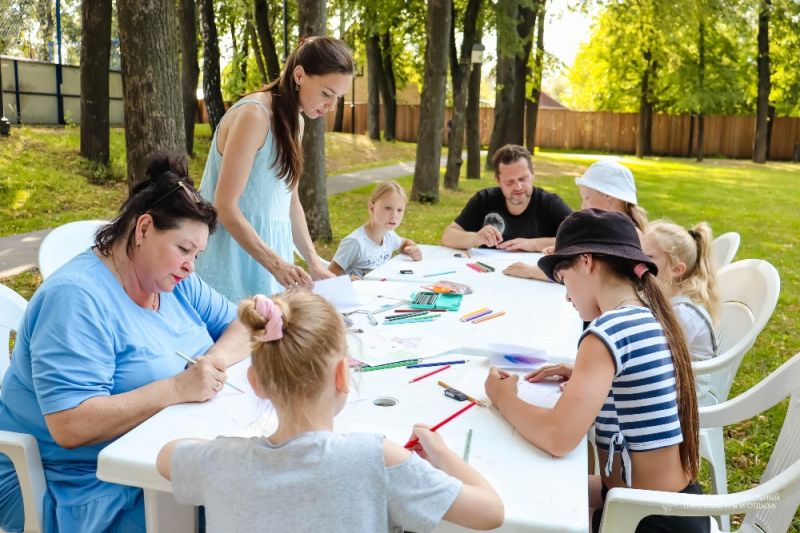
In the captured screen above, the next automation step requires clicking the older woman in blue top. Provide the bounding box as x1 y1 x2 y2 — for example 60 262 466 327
0 153 249 532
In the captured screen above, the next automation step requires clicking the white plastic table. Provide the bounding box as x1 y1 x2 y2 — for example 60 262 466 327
97 246 588 532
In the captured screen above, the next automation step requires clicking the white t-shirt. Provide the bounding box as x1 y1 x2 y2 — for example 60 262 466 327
672 296 718 406
172 431 462 533
332 226 403 278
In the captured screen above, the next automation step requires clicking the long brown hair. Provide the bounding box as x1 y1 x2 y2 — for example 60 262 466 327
255 36 354 189
602 256 700 480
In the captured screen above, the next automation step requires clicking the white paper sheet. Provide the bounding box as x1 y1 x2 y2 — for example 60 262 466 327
312 275 363 312
488 343 549 371
347 330 460 366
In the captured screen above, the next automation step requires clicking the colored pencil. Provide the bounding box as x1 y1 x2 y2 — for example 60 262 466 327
475 261 495 272
466 263 484 273
359 359 421 372
407 360 466 369
394 308 447 313
437 380 487 407
408 365 451 383
424 270 457 277
459 307 488 322
464 309 493 322
463 429 473 463
384 311 429 321
472 311 507 324
403 401 478 448
382 315 440 325
175 351 245 393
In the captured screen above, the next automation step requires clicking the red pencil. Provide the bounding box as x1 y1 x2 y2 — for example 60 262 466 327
404 401 477 449
466 263 484 273
394 308 447 313
409 364 451 383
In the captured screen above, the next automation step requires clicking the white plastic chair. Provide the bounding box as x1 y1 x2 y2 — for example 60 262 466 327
293 245 331 269
0 283 45 533
693 259 780 528
599 351 800 533
37 220 107 279
710 232 741 270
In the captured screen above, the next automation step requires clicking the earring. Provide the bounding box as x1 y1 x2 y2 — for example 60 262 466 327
294 82 300 91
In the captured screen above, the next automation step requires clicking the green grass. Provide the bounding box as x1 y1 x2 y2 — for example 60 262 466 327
2 128 799 528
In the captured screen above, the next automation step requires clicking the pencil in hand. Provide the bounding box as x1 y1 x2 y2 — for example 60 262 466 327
403 401 478 449
174 351 245 394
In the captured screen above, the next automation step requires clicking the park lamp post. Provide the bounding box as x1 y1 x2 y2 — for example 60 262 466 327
0 57 9 136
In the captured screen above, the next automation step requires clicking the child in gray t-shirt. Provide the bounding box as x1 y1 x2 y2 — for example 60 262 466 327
157 291 504 533
330 181 422 279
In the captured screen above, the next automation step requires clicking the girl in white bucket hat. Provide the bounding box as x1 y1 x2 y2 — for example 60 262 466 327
575 160 648 232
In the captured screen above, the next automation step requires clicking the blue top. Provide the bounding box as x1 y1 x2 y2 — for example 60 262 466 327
0 249 236 533
196 98 295 302
581 305 683 487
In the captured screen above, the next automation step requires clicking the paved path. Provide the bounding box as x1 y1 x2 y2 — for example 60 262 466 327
0 158 447 279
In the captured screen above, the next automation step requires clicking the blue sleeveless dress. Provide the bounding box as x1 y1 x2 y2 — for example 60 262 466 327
196 99 294 302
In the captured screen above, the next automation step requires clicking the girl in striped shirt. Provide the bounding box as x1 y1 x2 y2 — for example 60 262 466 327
485 209 707 533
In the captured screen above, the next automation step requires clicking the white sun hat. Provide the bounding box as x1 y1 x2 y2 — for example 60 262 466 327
574 160 638 205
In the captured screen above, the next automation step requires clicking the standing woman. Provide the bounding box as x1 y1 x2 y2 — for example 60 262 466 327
197 36 354 301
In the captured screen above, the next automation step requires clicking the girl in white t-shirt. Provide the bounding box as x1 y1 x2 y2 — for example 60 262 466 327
329 180 422 278
156 290 503 533
642 220 719 404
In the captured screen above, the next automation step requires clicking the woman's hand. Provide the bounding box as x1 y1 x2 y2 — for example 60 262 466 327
173 354 229 403
503 262 549 281
271 259 314 289
485 367 519 406
308 261 336 281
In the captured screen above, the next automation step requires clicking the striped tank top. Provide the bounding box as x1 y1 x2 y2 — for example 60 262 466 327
581 305 684 486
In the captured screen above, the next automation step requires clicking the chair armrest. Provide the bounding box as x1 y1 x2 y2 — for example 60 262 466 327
0 430 46 531
600 460 800 533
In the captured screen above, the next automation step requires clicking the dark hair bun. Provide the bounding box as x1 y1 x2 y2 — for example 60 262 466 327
145 152 190 185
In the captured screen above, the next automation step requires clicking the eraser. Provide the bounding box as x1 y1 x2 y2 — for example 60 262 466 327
400 269 413 274
444 388 468 401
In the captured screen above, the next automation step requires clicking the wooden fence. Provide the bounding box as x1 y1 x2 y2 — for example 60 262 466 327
324 104 800 161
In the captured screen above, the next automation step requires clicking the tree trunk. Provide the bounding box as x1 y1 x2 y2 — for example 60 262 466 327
333 5 346 133
198 0 225 133
636 50 653 158
412 0 452 203
247 20 269 85
365 33 383 140
35 0 55 61
297 0 332 242
80 0 112 165
486 0 518 169
525 0 545 153
118 0 186 188
510 4 536 145
443 0 482 189
254 0 281 82
380 31 397 142
695 18 704 162
753 0 771 163
179 0 200 155
466 28 483 179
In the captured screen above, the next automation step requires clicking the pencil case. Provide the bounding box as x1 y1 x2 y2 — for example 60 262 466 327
409 291 463 311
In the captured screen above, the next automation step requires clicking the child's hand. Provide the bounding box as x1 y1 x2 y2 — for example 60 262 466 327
484 366 518 405
542 245 555 255
525 363 574 387
402 240 422 261
408 424 450 468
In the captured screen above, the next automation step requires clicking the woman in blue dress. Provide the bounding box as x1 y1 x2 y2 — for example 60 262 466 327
0 153 249 532
196 36 354 302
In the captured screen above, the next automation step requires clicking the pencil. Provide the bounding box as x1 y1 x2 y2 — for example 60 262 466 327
472 311 507 324
463 429 473 463
424 270 457 277
382 315 440 325
437 380 487 407
466 263 484 273
175 351 245 393
408 365 451 383
384 311 429 321
464 309 493 322
359 359 421 372
407 360 465 369
394 308 447 313
459 307 488 322
475 261 495 272
403 401 478 449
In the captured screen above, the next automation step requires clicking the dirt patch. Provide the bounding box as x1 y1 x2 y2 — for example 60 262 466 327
534 159 587 179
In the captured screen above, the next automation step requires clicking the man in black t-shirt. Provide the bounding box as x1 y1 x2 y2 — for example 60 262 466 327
441 144 572 252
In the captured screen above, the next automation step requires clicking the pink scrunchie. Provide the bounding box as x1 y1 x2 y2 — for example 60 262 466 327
252 294 284 342
633 263 649 279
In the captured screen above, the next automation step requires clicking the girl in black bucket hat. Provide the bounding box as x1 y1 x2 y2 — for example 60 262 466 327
486 209 708 533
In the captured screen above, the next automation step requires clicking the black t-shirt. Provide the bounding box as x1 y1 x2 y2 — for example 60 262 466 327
454 187 572 241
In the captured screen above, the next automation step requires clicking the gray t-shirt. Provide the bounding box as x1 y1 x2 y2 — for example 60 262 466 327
332 226 403 278
172 431 462 533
